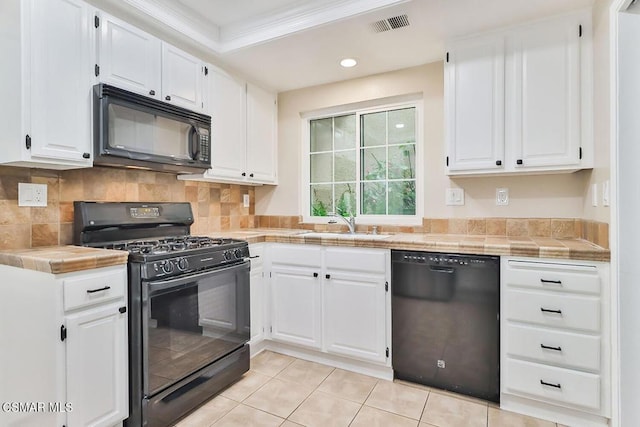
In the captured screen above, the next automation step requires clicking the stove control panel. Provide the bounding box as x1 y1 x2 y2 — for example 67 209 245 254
143 245 250 279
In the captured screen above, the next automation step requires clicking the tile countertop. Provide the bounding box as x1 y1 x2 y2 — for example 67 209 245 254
215 228 611 262
0 228 609 274
0 246 129 274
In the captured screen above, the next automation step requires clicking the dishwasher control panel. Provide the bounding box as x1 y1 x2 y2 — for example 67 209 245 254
392 250 498 267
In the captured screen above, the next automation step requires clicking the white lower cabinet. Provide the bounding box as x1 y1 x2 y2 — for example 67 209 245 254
249 243 265 346
270 265 322 349
264 244 390 369
0 264 128 427
501 257 610 426
323 271 387 363
65 303 128 427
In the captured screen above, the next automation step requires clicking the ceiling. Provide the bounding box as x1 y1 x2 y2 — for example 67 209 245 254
107 0 595 92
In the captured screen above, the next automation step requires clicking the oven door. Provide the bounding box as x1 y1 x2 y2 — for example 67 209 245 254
141 261 250 397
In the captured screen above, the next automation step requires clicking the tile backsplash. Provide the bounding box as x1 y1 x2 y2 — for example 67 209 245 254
256 216 609 249
0 165 609 251
0 166 255 250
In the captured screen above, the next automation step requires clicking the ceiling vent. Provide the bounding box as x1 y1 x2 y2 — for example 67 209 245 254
370 14 410 33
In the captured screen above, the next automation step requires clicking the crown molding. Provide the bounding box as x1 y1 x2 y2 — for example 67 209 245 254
116 0 222 51
219 0 410 52
104 0 409 54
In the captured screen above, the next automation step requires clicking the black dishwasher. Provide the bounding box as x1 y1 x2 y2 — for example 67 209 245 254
391 250 500 402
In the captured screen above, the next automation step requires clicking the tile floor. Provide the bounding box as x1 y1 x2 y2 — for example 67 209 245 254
175 350 567 427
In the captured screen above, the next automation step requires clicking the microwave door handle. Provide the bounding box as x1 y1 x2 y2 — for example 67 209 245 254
189 125 200 160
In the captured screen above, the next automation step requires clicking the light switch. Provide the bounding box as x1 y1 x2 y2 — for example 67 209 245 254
592 183 598 207
445 188 464 206
602 181 610 207
243 194 250 208
496 188 509 206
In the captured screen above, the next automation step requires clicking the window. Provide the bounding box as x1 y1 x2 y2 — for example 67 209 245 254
305 102 421 224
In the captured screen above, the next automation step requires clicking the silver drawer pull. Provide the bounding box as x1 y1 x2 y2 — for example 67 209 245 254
540 279 562 285
87 286 111 294
540 344 562 352
540 307 562 315
540 380 562 389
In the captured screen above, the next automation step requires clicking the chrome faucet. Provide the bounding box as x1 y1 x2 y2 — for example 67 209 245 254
328 213 356 234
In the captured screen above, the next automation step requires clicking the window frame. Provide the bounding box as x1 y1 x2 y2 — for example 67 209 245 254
301 96 424 226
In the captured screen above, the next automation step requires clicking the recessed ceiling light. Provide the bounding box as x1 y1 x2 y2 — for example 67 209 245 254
395 123 405 129
340 58 357 68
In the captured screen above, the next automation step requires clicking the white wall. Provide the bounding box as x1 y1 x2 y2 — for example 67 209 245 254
256 63 591 219
583 0 613 223
616 9 640 426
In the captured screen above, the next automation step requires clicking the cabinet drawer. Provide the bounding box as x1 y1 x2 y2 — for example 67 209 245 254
506 324 600 372
505 358 600 411
325 248 387 274
505 260 600 295
270 244 322 268
64 268 126 311
505 289 600 332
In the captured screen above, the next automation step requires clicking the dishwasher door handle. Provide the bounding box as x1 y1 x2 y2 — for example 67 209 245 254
429 266 455 274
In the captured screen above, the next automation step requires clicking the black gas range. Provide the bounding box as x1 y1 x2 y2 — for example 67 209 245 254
74 202 250 427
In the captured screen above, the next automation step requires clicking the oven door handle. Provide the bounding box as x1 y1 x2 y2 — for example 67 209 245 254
146 261 249 296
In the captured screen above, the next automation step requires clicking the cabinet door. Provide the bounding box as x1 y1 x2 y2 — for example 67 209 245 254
323 271 387 363
250 268 264 343
161 43 204 111
97 13 162 99
507 16 582 169
246 83 277 183
28 0 93 164
445 35 505 173
270 265 322 349
65 303 128 427
207 67 247 180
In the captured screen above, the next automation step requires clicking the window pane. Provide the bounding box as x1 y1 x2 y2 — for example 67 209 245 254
334 150 356 182
334 183 356 217
361 111 386 147
388 181 416 215
388 108 416 145
361 182 386 215
388 144 415 179
310 118 332 152
334 114 356 150
361 147 386 181
310 184 332 216
310 153 332 183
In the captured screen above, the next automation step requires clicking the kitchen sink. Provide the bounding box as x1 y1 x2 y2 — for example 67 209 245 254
298 232 393 240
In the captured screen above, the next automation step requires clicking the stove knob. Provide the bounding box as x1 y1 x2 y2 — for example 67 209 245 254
224 250 233 261
234 248 244 259
162 260 174 274
177 258 188 271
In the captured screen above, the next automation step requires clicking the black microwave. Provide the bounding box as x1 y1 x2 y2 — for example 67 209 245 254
93 84 211 173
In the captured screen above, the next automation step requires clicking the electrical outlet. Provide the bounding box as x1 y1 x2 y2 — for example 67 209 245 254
496 188 509 206
592 183 598 207
243 194 250 208
18 183 47 207
445 188 464 206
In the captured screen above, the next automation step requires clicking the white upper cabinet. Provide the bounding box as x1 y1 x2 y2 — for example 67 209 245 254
445 35 505 172
0 0 94 169
246 82 278 183
180 66 278 185
97 13 161 98
506 14 583 170
445 10 592 176
208 67 247 180
161 43 204 111
96 12 204 111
